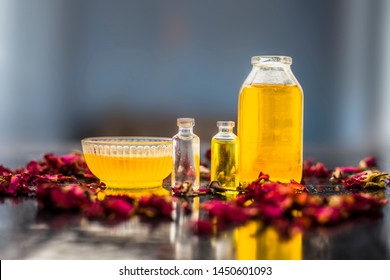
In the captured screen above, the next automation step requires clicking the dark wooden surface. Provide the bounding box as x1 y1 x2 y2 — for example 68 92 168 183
1 144 390 260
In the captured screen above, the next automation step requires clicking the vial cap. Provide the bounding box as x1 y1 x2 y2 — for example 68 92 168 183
177 118 195 128
251 56 292 65
217 121 235 128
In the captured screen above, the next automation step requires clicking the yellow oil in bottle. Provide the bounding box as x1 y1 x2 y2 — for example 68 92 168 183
84 153 172 188
211 139 239 190
238 84 303 184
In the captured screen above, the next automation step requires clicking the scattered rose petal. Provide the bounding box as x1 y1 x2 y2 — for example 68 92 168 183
33 174 77 184
191 220 214 235
171 181 196 196
37 183 94 211
359 156 377 169
201 200 252 224
196 170 388 237
137 195 173 219
343 170 389 189
205 148 211 162
303 159 330 178
0 165 13 175
0 174 34 196
101 195 135 220
0 153 388 239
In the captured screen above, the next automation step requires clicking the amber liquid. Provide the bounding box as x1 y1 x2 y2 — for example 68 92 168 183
238 84 303 183
84 154 172 188
211 139 239 190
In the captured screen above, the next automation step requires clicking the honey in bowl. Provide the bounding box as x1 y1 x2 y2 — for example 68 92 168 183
81 137 172 189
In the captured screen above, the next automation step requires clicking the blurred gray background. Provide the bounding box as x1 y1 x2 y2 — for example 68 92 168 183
1 0 390 168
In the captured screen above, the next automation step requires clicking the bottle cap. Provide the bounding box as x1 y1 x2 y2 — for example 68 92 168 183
177 118 195 128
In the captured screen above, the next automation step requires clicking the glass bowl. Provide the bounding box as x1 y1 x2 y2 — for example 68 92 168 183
81 137 172 189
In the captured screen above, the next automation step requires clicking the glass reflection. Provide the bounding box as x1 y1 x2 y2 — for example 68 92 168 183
96 186 171 199
234 221 302 260
170 196 201 259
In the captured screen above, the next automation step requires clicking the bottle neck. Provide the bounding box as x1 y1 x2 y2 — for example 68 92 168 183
246 55 295 85
245 62 298 86
219 127 233 133
252 63 291 72
179 127 193 135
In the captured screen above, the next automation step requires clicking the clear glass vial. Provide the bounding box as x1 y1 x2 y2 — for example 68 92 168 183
211 121 239 190
238 56 303 184
172 118 200 189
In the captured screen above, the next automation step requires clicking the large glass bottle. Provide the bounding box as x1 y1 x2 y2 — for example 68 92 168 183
211 121 239 190
172 118 200 189
238 56 303 184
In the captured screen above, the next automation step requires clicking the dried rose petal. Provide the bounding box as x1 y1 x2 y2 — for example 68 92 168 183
200 165 211 180
344 170 389 189
0 165 13 175
330 167 364 183
201 200 252 224
254 172 270 183
260 204 285 219
197 187 210 194
235 193 251 206
303 159 330 178
359 156 377 169
81 182 106 192
330 156 379 184
313 162 330 177
43 152 90 176
303 193 386 226
315 206 343 224
181 201 192 215
33 174 77 184
25 160 45 175
18 152 94 180
102 196 134 219
205 148 211 161
82 167 97 179
171 181 196 196
289 180 308 193
10 174 31 195
345 193 387 214
337 166 362 173
83 200 105 219
137 195 173 219
0 174 34 196
37 183 94 211
191 220 214 235
343 173 367 188
303 158 315 177
49 187 77 210
294 192 309 207
330 168 344 183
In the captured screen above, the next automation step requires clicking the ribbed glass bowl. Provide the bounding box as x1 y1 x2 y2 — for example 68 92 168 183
81 137 172 189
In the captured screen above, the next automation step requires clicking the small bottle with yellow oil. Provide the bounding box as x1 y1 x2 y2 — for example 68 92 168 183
211 121 239 191
172 118 200 190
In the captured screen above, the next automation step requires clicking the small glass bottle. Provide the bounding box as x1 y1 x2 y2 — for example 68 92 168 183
211 121 239 190
238 56 303 184
172 118 200 189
